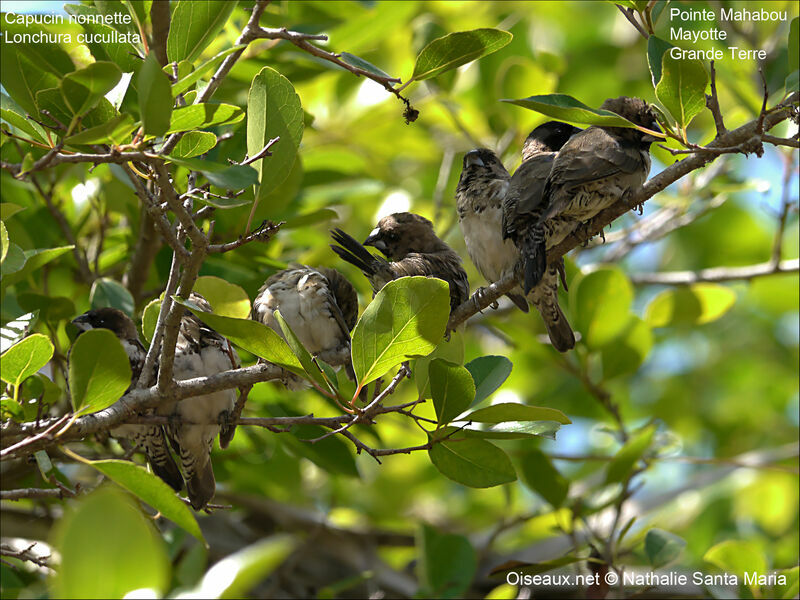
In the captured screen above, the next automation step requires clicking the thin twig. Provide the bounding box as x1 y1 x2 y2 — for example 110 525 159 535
630 258 798 285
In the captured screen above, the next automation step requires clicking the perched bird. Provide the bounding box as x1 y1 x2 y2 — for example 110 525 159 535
330 212 470 313
538 96 660 250
455 121 579 352
252 266 358 387
502 121 582 293
70 307 183 491
163 293 239 510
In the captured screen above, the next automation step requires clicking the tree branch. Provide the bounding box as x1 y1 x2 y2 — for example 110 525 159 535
630 258 799 285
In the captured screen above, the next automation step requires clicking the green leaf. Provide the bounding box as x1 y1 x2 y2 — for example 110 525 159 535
0 202 26 220
89 277 135 316
1 93 48 142
188 536 293 599
644 528 686 568
137 53 173 136
167 1 239 64
339 52 392 79
171 131 217 158
0 221 7 263
51 485 170 599
141 298 160 344
282 208 339 229
518 448 569 507
605 424 655 484
0 334 54 387
0 17 74 76
787 70 799 94
464 355 512 407
788 18 799 73
351 277 450 386
68 328 132 414
61 62 122 116
65 113 136 145
645 283 737 327
88 459 203 543
415 332 465 399
647 35 673 88
247 67 304 201
411 28 512 82
655 51 708 130
194 276 251 319
35 87 72 130
1 246 74 290
774 566 799 600
502 94 640 128
172 45 246 97
704 540 768 579
65 5 141 72
600 316 653 380
274 310 330 393
166 103 244 134
0 243 26 276
430 359 475 424
172 296 302 373
17 293 75 323
418 524 477 598
462 402 571 424
0 45 61 116
428 436 516 488
462 420 563 440
168 156 258 189
571 267 634 348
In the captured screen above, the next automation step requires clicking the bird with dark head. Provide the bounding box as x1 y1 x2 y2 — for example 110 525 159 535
161 292 240 510
330 212 470 314
70 307 184 492
455 121 579 352
252 266 359 388
538 96 660 248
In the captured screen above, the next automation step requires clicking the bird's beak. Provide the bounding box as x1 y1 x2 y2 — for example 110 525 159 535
71 315 91 332
364 227 388 254
641 122 662 143
464 150 485 168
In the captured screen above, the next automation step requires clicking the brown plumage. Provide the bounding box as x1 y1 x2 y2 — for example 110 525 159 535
162 293 239 510
70 307 183 491
330 212 470 313
538 97 660 241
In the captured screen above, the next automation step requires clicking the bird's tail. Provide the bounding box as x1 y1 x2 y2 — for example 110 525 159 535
330 229 378 276
181 446 216 511
522 225 547 294
145 427 184 492
528 266 575 352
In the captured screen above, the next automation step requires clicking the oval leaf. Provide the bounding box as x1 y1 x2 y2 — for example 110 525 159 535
655 51 708 130
172 296 302 373
600 316 653 380
168 156 258 189
411 28 512 82
65 113 136 146
518 448 570 507
90 277 135 315
645 283 736 327
137 53 173 136
166 103 244 134
605 425 655 484
571 267 634 348
194 276 251 319
428 436 516 488
247 67 304 200
171 130 217 158
647 35 674 88
68 328 132 413
351 276 450 386
167 1 238 64
430 358 475 424
61 61 122 116
88 459 204 544
465 355 512 407
502 94 641 128
461 402 571 424
645 528 686 568
51 485 170 599
0 333 54 387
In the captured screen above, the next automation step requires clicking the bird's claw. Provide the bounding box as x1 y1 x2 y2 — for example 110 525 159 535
474 286 499 311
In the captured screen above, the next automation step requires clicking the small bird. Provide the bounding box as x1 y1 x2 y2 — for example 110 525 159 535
455 122 579 352
538 96 660 250
330 212 470 313
252 266 358 387
70 307 183 491
163 293 239 510
502 121 582 293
